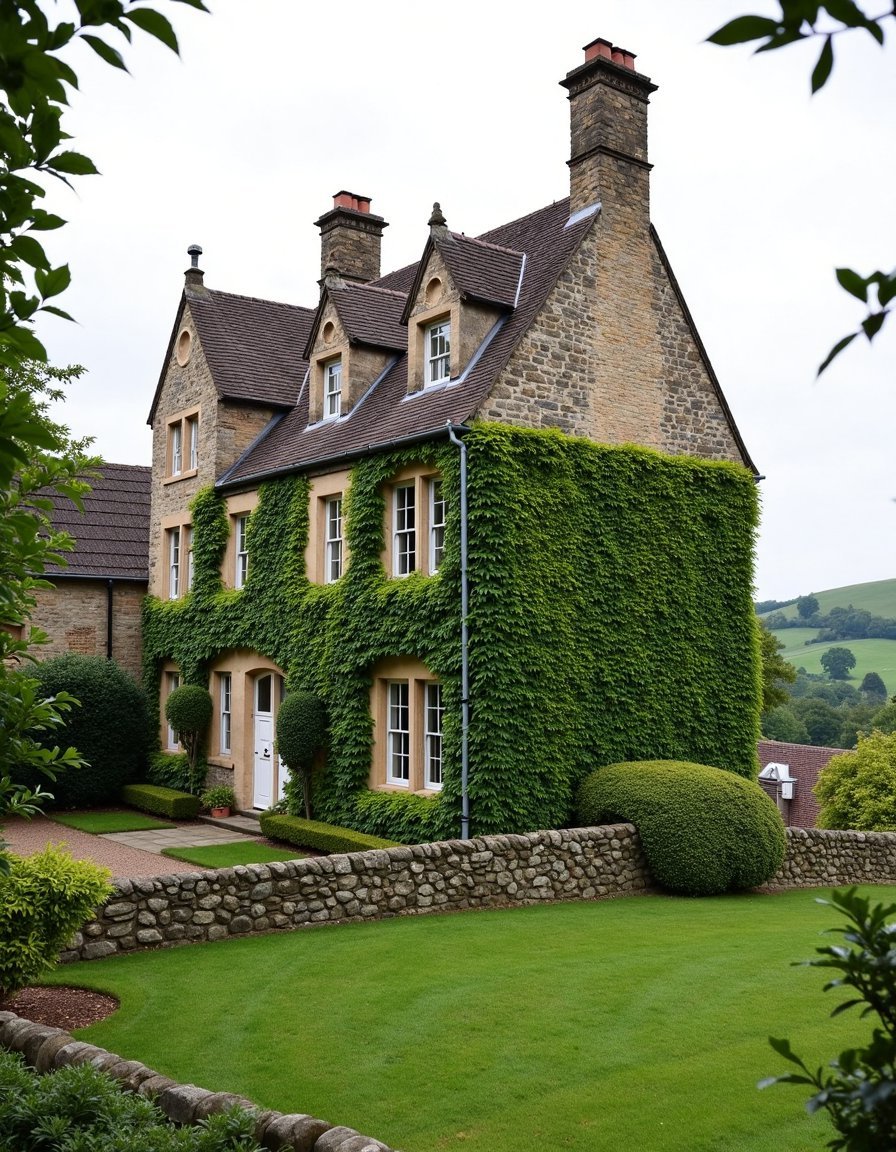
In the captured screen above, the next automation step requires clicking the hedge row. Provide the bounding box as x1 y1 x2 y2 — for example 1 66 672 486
259 812 399 854
122 784 200 820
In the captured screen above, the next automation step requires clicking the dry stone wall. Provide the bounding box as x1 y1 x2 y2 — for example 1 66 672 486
0 1012 394 1151
60 825 896 964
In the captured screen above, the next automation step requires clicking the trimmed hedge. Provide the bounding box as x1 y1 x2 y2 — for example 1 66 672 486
260 812 399 854
576 760 786 896
122 783 200 820
15 654 150 807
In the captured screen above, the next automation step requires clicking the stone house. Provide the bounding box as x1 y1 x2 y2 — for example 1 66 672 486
27 463 150 682
145 38 760 841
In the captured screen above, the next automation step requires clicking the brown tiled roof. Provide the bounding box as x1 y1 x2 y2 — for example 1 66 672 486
148 290 314 424
223 198 594 484
401 233 524 322
43 463 151 581
306 283 408 359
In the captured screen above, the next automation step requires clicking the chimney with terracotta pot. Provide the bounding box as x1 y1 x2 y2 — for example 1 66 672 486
560 38 658 219
314 191 388 285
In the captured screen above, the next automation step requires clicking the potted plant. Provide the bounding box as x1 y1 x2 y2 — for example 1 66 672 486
200 785 236 819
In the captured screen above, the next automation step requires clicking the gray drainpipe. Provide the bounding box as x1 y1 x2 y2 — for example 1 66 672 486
105 579 114 659
446 422 470 840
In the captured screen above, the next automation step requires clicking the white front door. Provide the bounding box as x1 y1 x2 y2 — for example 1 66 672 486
253 674 274 809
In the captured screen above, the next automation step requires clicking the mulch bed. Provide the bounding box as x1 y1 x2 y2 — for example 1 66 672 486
2 986 119 1030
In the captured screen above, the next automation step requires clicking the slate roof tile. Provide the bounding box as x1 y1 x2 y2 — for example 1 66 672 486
43 463 151 581
329 284 407 352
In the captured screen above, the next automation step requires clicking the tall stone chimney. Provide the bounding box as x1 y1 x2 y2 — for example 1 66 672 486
560 38 658 220
314 191 388 284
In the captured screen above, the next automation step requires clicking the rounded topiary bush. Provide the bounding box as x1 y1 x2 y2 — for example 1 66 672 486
17 654 150 807
576 760 786 896
277 691 327 819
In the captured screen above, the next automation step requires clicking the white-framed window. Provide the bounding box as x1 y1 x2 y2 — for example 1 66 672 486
185 526 194 593
424 682 444 790
424 320 451 387
429 478 445 573
324 358 342 420
387 681 410 785
170 422 183 476
219 672 232 756
168 527 181 599
235 515 249 589
165 671 181 750
187 415 199 470
325 496 343 582
393 483 416 576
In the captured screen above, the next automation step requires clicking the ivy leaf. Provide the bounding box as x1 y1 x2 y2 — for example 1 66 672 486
34 264 71 299
39 304 75 322
10 234 50 269
706 16 781 45
125 8 180 53
811 36 834 92
28 211 66 232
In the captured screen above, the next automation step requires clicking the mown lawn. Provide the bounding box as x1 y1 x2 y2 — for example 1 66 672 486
45 887 896 1152
47 809 174 834
160 842 303 868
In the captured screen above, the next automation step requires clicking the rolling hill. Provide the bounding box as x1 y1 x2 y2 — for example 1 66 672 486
760 578 896 693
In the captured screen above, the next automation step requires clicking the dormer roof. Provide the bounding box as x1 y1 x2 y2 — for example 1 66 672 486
303 282 408 361
400 232 525 324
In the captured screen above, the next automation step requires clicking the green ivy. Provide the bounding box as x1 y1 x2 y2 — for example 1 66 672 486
143 424 760 843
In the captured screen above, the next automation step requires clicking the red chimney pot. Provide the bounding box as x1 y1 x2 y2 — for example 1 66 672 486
583 37 613 62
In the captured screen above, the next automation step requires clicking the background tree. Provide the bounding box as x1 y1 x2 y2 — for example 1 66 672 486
759 619 798 712
821 646 857 680
276 692 328 821
708 2 894 374
816 730 896 831
796 594 819 620
792 697 843 746
860 670 888 704
761 705 810 744
164 685 212 794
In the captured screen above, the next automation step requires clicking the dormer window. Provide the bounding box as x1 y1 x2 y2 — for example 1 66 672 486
324 358 342 419
425 320 451 387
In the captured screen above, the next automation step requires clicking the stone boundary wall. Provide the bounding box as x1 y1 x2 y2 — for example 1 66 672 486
64 825 651 962
0 1011 393 1151
61 825 896 964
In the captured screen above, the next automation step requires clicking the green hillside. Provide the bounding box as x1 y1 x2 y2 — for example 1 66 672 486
775 637 896 694
760 577 896 621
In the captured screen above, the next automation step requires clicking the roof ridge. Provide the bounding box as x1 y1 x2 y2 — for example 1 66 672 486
446 232 524 258
207 287 315 314
341 283 408 300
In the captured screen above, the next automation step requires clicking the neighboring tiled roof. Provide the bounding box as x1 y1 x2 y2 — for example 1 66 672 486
148 290 314 424
43 463 151 581
223 198 594 484
306 283 408 359
757 739 843 829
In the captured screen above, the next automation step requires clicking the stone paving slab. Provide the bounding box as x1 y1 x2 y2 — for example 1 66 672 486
100 825 259 854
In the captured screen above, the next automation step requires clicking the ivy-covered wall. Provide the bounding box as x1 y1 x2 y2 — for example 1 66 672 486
143 423 760 842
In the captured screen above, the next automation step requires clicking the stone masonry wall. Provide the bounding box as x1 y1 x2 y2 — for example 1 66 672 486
63 825 650 962
60 825 896 965
0 1012 395 1152
29 580 145 681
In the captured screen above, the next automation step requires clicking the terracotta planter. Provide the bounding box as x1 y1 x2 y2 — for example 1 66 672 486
210 806 231 819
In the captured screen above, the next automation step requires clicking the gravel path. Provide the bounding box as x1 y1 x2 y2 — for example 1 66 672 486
0 815 209 878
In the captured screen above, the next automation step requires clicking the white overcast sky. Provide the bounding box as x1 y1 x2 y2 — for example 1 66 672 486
34 0 895 602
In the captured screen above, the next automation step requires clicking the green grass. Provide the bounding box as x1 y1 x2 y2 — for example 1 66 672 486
159 842 303 868
44 887 896 1152
47 809 174 834
761 577 896 621
774 636 896 693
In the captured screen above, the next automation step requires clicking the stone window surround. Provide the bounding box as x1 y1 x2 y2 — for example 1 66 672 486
159 512 193 601
304 469 351 584
221 491 259 590
163 405 200 484
380 464 443 579
369 655 443 795
308 323 350 425
407 300 459 395
323 356 342 421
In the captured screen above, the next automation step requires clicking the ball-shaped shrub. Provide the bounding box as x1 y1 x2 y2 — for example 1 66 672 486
576 760 786 896
276 691 327 770
17 654 150 807
164 684 213 735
